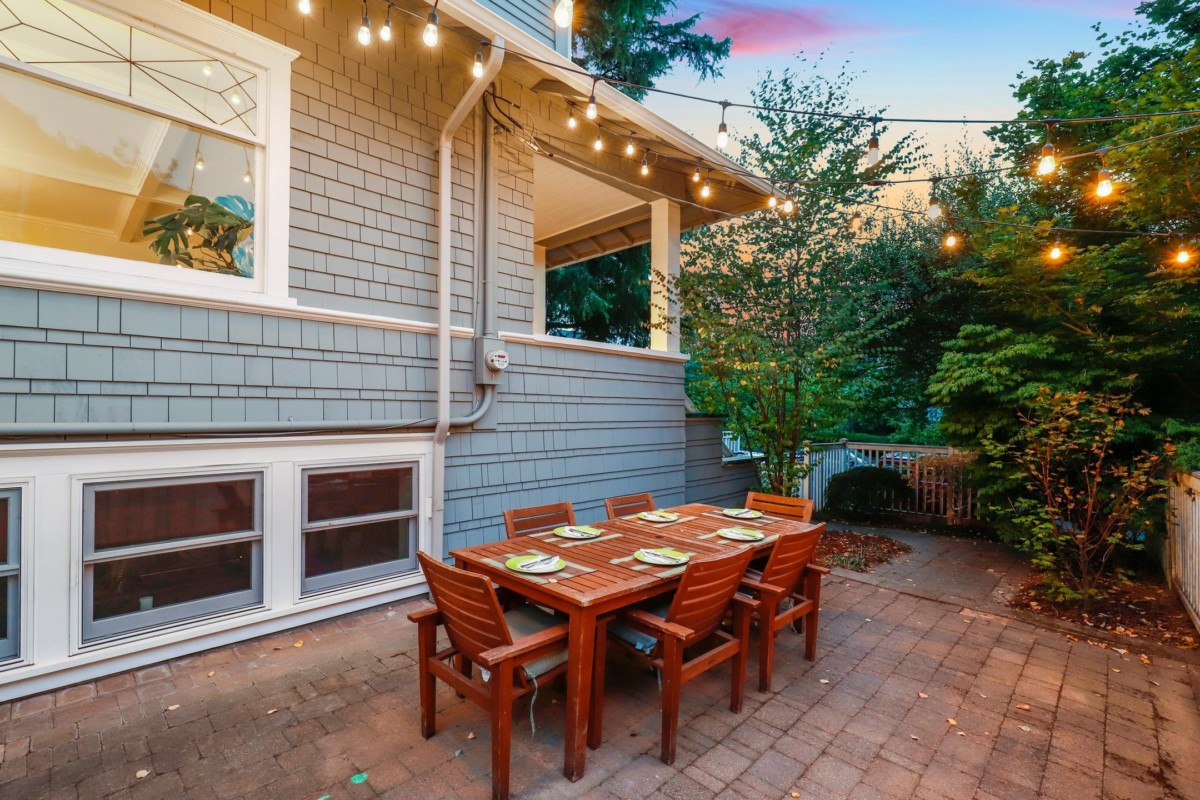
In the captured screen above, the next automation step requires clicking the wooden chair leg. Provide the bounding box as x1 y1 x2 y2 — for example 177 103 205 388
455 655 472 697
732 605 750 712
805 605 819 661
588 618 608 750
491 662 515 800
659 639 682 766
417 622 437 739
757 600 779 693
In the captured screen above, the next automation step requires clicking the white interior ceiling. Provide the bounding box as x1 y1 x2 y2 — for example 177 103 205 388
533 155 644 243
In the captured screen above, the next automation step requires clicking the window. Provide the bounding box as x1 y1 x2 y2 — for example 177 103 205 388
82 473 263 642
0 0 294 301
0 489 19 662
301 464 419 595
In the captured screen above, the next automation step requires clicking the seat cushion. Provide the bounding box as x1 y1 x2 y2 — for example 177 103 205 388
503 604 569 680
608 597 672 654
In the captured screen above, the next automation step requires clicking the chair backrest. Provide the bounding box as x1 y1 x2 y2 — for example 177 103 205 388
758 523 825 594
746 491 814 523
503 502 576 538
417 551 512 662
604 493 656 518
666 548 756 647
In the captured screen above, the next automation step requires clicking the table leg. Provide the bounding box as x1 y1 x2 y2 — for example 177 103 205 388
563 606 597 781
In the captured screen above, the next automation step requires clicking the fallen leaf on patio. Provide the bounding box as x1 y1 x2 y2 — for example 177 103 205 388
267 709 277 715
1019 725 1031 732
917 692 928 699
947 718 957 726
294 641 303 648
979 693 987 698
910 735 919 740
207 671 215 678
791 793 801 798
819 679 829 684
1065 635 1079 642
1114 648 1127 655
1016 703 1031 711
865 619 871 622
1151 680 1161 686
957 731 967 737
467 732 476 740
135 770 150 779
1112 668 1121 673
1140 654 1152 665
167 704 180 711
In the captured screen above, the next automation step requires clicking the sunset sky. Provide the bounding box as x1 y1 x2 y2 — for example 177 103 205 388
642 0 1145 174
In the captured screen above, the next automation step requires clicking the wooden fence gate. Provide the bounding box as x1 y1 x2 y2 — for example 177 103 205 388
1168 472 1200 633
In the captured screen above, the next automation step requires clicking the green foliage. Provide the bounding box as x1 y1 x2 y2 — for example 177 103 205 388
546 246 650 347
823 467 911 520
143 195 252 276
573 0 731 100
982 389 1172 603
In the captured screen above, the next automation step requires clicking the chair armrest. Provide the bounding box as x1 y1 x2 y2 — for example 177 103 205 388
621 608 693 641
407 603 441 625
739 577 789 599
730 594 761 613
804 564 831 576
475 623 570 669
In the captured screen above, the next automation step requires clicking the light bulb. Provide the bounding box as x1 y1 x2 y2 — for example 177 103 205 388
567 110 577 129
593 133 603 151
692 165 701 183
586 94 598 120
848 211 863 233
472 50 484 78
866 135 881 167
1049 244 1063 261
701 179 711 199
943 233 958 249
553 0 573 28
243 169 252 184
927 196 942 221
625 141 635 156
422 10 439 47
357 13 371 45
185 226 194 237
202 62 213 77
1096 168 1114 198
768 196 777 209
298 0 311 13
196 152 205 171
1037 142 1056 176
717 121 729 150
230 90 241 105
640 155 649 176
380 13 392 42
1177 248 1191 265
782 198 794 214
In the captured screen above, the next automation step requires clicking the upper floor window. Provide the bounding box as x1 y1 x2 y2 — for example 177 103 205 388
0 0 296 303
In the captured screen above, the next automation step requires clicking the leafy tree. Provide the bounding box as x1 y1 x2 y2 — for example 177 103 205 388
681 60 926 495
546 245 650 346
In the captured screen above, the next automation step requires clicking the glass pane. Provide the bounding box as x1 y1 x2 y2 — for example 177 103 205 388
0 579 7 639
91 541 254 621
0 0 258 135
307 467 414 523
0 67 258 278
93 477 256 551
0 497 7 565
304 519 413 578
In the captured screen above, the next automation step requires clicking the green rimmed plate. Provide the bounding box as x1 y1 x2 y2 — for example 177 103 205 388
716 526 765 541
721 508 763 519
553 525 603 539
633 548 690 565
505 554 566 573
637 511 680 522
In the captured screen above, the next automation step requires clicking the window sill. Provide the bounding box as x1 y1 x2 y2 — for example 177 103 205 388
500 332 690 362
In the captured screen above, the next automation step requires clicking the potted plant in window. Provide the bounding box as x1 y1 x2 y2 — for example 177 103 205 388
143 194 254 277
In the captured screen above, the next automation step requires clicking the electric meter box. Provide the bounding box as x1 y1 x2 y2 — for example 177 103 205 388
475 336 510 385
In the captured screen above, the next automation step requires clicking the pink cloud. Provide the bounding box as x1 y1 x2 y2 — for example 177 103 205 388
968 0 1136 17
686 4 901 56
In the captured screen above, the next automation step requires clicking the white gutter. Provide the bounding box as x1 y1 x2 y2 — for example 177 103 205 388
430 37 505 559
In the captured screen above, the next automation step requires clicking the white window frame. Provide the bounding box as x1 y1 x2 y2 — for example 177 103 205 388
0 0 298 305
81 471 265 643
0 488 20 662
299 461 421 596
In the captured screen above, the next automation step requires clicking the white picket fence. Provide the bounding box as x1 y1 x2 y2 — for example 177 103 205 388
1168 472 1200 633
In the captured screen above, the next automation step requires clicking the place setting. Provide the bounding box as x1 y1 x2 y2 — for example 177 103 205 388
547 524 624 547
627 509 696 526
610 546 693 575
482 550 596 583
702 507 777 525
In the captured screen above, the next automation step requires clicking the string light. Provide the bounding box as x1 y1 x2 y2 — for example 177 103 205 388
781 197 794 214
298 0 311 13
1176 246 1192 265
943 232 959 249
593 132 603 151
717 101 730 150
472 47 484 78
927 194 942 221
357 2 371 45
1036 122 1057 176
768 195 778 209
230 90 241 106
567 108 577 129
625 141 635 157
380 6 393 41
693 164 701 183
1096 167 1114 198
701 173 712 199
423 4 440 47
202 62 213 77
586 80 598 120
865 119 882 167
244 168 252 184
195 147 205 171
640 153 649 176
1047 241 1064 262
553 0 573 28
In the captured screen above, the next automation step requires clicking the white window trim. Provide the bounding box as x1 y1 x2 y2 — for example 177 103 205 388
0 0 298 304
0 487 24 665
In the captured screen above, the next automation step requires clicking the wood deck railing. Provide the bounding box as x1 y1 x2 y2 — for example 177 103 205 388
1168 471 1200 633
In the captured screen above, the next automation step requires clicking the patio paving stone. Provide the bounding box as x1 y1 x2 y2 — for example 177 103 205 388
2 528 1199 798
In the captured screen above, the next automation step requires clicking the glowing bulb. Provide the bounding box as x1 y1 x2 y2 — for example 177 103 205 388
640 155 649 176
472 50 484 78
943 233 959 249
357 13 371 45
230 90 241 106
422 10 439 47
553 0 573 27
195 152 205 171
701 179 712 199
927 195 942 221
1177 248 1191 265
567 110 577 129
380 12 392 42
866 135 881 167
1037 142 1056 176
782 198 794 214
202 62 213 77
625 141 635 156
1048 244 1063 262
185 226 194 237
692 165 701 183
1096 168 1114 198
243 169 252 184
298 0 311 13
586 94 598 120
768 195 777 209
717 121 729 150
593 133 603 151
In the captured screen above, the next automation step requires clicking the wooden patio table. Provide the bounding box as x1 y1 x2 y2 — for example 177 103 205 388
449 502 817 781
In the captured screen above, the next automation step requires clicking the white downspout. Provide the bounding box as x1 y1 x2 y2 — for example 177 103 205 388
431 39 505 559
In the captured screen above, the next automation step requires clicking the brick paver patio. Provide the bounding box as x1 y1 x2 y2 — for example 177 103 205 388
2 530 1198 800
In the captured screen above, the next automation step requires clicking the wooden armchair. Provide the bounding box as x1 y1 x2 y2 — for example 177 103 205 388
502 502 575 539
590 548 757 765
603 492 656 518
738 523 827 691
409 552 570 800
745 491 814 523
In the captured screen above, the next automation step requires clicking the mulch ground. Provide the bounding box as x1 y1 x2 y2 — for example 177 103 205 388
816 528 913 572
1013 574 1199 651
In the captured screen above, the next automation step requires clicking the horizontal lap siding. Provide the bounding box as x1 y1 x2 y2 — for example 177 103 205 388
684 417 758 507
442 342 687 552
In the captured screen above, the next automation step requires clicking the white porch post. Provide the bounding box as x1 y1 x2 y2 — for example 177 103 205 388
533 244 547 335
650 198 681 352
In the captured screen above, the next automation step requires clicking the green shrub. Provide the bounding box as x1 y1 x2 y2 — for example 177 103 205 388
823 467 910 520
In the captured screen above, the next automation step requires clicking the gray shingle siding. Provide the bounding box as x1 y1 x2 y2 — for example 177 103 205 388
684 417 759 508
